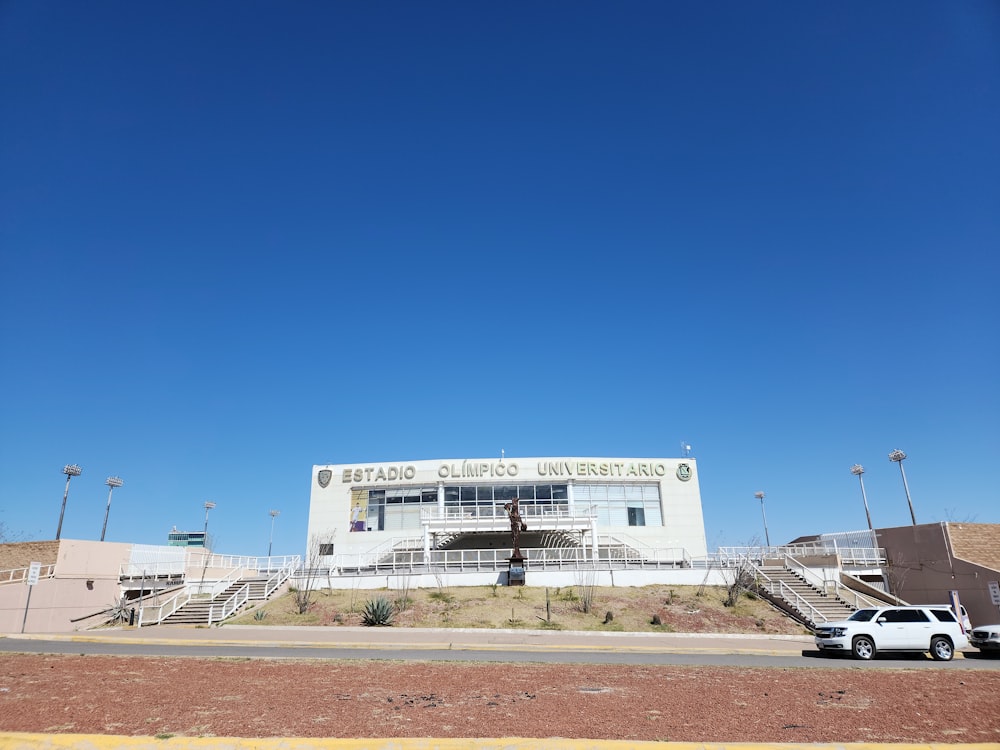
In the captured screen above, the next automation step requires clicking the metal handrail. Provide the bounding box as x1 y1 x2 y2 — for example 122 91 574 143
0 564 56 585
264 556 300 598
209 583 249 623
324 543 691 574
137 588 191 627
753 567 827 624
715 544 886 565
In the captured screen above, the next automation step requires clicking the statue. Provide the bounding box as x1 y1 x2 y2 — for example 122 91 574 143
503 497 527 559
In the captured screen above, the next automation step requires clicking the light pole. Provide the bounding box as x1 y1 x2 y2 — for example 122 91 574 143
754 491 771 547
889 449 917 525
100 476 124 541
203 501 216 547
56 464 82 540
850 464 874 532
268 509 280 558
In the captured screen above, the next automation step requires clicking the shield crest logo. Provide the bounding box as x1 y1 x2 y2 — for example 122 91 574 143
676 463 692 482
317 469 332 488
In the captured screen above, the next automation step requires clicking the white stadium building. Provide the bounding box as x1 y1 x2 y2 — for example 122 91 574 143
307 456 710 587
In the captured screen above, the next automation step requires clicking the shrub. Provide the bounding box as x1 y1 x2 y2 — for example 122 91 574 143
362 596 395 626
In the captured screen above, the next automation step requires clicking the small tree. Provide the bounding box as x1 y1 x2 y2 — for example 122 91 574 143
574 569 597 614
722 549 759 607
294 533 334 615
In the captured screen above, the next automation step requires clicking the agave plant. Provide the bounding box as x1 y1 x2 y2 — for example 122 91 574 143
361 596 395 626
107 596 131 625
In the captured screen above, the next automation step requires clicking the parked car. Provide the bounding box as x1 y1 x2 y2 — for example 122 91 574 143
814 605 970 661
969 624 1000 654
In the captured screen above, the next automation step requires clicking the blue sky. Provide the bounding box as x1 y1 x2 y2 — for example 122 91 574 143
1 2 997 556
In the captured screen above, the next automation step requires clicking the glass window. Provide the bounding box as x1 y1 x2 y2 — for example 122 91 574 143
931 609 957 623
444 487 459 504
460 486 476 502
849 609 877 622
628 507 646 526
536 484 551 500
477 486 493 503
552 484 568 500
496 486 517 502
518 485 535 500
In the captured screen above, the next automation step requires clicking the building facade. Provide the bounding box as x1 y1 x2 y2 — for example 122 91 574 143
307 456 707 567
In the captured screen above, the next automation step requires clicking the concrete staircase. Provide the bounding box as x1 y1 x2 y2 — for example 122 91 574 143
757 565 855 629
161 576 275 625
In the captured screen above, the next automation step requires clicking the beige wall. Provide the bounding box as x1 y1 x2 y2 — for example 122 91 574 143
877 523 1000 628
0 539 131 633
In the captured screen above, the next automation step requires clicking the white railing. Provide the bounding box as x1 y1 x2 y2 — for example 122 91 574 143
714 544 886 565
209 583 249 623
263 556 300 598
753 568 827 624
779 553 884 611
324 543 691 575
0 564 56 586
137 588 192 627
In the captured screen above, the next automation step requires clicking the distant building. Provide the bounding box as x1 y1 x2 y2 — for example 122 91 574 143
167 527 208 548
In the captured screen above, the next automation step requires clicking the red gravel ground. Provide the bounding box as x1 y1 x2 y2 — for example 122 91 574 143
1 654 999 743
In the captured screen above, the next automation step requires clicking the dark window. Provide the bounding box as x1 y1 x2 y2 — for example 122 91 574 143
628 507 646 526
931 609 957 623
318 543 334 555
496 486 517 502
881 609 929 623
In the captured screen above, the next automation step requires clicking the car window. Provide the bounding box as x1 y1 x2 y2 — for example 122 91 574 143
879 609 903 622
896 609 929 622
849 609 877 622
931 609 957 622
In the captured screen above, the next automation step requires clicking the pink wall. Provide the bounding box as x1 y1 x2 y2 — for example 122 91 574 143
0 539 132 633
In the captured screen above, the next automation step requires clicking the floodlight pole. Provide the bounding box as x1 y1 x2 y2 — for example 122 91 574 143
203 501 216 543
850 464 874 532
56 464 82 540
754 491 771 547
100 476 124 542
888 449 917 525
268 509 280 557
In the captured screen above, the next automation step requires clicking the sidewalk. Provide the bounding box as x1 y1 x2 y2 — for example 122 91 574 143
3 623 814 656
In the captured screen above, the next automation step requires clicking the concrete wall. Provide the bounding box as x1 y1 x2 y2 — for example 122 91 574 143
0 539 131 633
876 522 1000 628
297 568 729 591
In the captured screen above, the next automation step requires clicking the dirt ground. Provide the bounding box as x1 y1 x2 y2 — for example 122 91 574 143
228 584 810 635
1 653 998 743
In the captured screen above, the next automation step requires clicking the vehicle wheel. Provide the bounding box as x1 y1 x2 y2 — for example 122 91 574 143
852 636 875 660
930 636 954 661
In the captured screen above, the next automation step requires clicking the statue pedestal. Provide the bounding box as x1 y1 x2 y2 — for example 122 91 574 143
507 555 526 586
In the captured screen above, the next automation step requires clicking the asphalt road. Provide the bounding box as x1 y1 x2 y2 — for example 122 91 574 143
2 627 998 669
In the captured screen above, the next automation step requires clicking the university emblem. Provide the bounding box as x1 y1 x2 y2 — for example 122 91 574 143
317 469 332 488
676 463 692 482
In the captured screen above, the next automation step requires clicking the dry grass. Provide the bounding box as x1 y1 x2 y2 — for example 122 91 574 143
227 583 809 635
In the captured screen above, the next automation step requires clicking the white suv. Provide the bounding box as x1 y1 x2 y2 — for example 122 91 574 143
814 605 969 661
